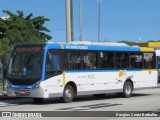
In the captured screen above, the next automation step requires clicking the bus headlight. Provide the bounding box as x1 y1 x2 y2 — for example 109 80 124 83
35 81 40 89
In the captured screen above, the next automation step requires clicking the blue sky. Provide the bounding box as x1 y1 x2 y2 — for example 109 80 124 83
1 0 160 43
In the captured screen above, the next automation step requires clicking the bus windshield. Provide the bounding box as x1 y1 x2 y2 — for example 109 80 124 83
8 52 43 79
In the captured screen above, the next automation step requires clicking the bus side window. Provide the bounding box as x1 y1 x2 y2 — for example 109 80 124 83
115 52 129 69
64 51 81 70
100 52 114 69
81 52 98 69
45 51 61 79
64 50 98 70
46 53 61 71
130 53 143 68
143 53 156 69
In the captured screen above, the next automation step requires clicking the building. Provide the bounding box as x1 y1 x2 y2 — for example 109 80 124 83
138 42 160 83
139 42 160 48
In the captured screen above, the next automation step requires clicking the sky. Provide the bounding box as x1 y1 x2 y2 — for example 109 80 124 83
1 0 160 43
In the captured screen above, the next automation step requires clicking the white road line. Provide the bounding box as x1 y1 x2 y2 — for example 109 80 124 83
0 102 16 107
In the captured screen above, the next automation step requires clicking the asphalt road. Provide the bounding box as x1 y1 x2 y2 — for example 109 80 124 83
0 88 160 111
0 88 160 120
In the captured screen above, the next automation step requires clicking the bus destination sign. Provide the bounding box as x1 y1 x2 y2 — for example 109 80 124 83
14 46 43 53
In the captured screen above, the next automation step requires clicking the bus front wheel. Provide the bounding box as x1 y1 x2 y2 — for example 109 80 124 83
123 81 133 98
61 85 75 103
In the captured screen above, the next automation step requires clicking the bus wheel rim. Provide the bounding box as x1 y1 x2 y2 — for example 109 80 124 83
125 85 131 94
65 89 72 99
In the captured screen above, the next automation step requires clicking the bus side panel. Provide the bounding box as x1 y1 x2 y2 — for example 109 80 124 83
132 70 157 88
65 71 124 95
40 74 64 98
36 70 157 98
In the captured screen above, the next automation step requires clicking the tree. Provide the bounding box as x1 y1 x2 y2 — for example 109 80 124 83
0 10 52 63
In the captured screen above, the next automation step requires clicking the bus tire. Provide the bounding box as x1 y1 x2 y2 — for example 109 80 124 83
123 81 133 98
32 98 43 103
62 85 75 103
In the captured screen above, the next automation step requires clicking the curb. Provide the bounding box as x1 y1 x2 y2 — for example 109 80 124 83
0 94 22 101
0 96 22 101
0 92 11 101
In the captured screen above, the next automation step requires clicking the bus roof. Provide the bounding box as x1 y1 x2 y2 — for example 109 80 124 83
12 42 155 53
45 42 155 52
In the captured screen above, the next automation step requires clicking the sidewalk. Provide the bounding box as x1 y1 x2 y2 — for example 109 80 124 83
0 86 18 100
0 86 7 100
0 86 6 95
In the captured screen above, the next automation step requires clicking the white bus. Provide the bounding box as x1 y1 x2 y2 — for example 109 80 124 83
6 42 158 103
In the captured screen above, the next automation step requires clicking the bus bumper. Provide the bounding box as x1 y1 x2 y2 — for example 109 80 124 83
6 86 48 98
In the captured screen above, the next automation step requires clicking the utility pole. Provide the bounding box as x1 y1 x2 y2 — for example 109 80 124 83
71 0 74 42
79 0 83 41
1 55 5 91
98 0 101 42
66 0 74 43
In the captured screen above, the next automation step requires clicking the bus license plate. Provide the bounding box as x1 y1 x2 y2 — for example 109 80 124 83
19 91 26 95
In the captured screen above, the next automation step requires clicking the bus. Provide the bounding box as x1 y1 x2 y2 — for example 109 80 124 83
6 42 158 103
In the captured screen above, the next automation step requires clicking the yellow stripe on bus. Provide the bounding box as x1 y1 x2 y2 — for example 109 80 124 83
140 47 154 52
63 71 66 86
60 44 64 49
141 69 157 71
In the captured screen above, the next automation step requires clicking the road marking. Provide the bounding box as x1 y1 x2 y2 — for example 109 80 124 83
0 102 17 107
57 103 122 111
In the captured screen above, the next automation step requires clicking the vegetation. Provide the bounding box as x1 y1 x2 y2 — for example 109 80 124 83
0 10 52 64
118 40 147 46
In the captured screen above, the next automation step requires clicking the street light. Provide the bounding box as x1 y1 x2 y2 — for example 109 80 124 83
139 37 142 43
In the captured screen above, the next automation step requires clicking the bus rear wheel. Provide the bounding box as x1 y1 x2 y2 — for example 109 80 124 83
61 85 75 103
123 81 133 98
